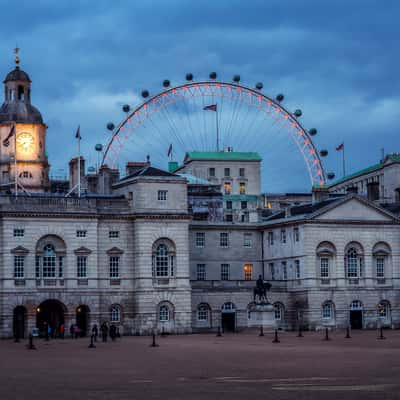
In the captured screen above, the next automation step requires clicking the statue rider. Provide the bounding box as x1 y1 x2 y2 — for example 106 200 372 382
256 275 264 291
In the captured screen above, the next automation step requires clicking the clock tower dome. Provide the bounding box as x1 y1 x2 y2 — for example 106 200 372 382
0 49 50 192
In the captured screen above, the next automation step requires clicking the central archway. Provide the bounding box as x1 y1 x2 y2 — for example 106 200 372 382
36 299 66 337
76 305 90 337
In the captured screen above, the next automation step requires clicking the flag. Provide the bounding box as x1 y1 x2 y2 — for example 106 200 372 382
203 104 217 112
336 143 344 151
2 125 15 147
75 125 81 140
167 143 173 157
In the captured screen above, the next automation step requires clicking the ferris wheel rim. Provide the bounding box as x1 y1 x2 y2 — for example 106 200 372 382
101 80 326 186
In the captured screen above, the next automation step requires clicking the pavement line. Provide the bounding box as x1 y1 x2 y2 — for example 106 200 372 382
272 384 394 392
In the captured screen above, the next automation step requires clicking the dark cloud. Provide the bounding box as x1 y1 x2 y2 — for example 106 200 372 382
0 0 398 190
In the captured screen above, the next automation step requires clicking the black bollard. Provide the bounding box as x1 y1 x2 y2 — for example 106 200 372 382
378 326 386 340
345 326 351 339
259 325 264 337
27 334 36 350
150 332 159 347
88 334 96 348
272 329 280 343
216 326 222 337
161 327 166 337
297 326 303 338
324 328 330 341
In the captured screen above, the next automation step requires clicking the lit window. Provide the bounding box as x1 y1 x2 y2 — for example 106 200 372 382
322 302 333 319
76 230 87 238
159 305 170 321
14 255 25 278
77 256 87 278
221 264 230 280
109 256 120 278
295 260 300 279
196 264 206 280
377 302 390 318
243 264 253 280
13 228 24 237
110 305 121 322
281 230 286 243
243 233 252 247
109 231 119 239
195 232 205 248
224 182 231 194
320 258 329 278
158 190 167 201
294 227 299 242
220 232 229 247
239 182 246 194
197 304 209 321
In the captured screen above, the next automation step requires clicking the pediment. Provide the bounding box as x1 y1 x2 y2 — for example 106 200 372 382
74 246 92 255
313 197 396 222
106 246 124 255
10 245 29 255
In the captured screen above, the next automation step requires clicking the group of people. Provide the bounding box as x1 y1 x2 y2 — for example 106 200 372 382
94 323 120 342
42 322 65 339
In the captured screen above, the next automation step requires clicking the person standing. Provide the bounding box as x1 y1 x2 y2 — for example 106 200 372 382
92 324 98 342
60 323 65 339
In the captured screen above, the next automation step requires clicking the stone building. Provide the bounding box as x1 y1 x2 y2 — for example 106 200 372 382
0 58 399 338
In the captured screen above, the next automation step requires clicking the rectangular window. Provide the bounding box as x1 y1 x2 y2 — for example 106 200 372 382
35 256 41 278
224 182 231 194
243 264 253 280
295 260 300 279
77 256 87 278
239 168 245 177
243 233 252 247
320 257 329 278
376 257 385 278
14 255 25 278
269 262 275 280
281 230 286 243
226 200 232 210
268 231 274 245
195 232 205 248
225 214 233 222
224 168 230 177
209 167 215 177
58 257 64 278
220 232 229 247
109 231 120 238
282 261 287 280
241 201 247 210
197 307 208 321
43 255 56 278
109 256 120 278
196 264 206 280
239 182 246 195
294 227 299 242
76 230 87 238
158 190 167 201
13 228 25 237
221 264 230 280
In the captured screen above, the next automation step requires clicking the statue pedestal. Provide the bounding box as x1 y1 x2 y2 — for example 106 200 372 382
248 302 276 330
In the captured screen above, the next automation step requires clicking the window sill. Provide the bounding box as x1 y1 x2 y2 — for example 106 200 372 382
14 279 25 286
77 279 88 286
110 279 121 286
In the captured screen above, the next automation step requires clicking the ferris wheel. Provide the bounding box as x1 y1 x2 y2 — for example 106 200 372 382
99 73 334 191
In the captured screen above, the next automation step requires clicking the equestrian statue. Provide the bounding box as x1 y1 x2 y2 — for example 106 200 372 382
253 275 272 303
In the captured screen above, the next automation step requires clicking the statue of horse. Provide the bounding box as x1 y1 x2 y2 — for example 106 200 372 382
253 279 272 303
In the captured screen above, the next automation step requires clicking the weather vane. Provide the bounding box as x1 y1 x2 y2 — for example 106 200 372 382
14 46 20 67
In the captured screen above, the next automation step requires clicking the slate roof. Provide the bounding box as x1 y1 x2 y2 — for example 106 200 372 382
4 67 31 83
118 165 182 182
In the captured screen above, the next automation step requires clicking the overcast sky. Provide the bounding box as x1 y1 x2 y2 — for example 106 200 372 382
0 0 398 190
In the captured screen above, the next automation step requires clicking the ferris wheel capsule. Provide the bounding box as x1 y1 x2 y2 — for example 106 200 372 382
209 72 217 80
320 149 328 157
293 109 302 118
327 172 335 180
233 75 240 82
141 90 149 98
122 104 130 113
185 73 193 81
309 128 317 136
107 122 115 131
255 82 263 90
163 79 170 88
95 143 103 152
276 94 284 102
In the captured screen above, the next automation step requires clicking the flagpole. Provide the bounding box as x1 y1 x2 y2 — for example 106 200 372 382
14 122 17 198
342 142 346 177
215 103 219 151
77 130 81 198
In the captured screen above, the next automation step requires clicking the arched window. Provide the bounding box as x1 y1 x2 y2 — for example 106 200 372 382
316 241 336 283
345 243 364 281
377 301 391 320
152 239 175 278
221 302 236 312
273 303 284 321
322 302 334 319
35 235 66 279
159 305 170 322
350 300 363 310
110 305 121 322
43 244 56 278
197 304 210 321
373 242 391 284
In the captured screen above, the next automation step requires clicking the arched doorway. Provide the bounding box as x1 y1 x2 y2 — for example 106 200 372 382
13 306 27 339
350 300 363 329
36 300 66 337
221 302 236 332
76 305 90 337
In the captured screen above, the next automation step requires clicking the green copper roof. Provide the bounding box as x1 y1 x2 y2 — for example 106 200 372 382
185 151 262 161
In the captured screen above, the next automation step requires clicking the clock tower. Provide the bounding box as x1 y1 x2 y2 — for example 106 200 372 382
0 49 49 192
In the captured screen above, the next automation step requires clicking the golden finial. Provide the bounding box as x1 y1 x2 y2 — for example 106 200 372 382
14 46 20 67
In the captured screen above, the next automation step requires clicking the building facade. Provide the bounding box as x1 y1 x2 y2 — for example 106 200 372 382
1 60 399 338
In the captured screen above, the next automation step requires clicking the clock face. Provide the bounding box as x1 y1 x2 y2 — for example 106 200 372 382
17 132 35 154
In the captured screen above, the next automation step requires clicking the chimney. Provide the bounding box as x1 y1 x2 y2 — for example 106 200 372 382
69 156 85 191
312 186 330 203
98 165 120 194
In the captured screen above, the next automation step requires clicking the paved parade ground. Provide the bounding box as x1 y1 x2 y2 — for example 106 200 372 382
1 330 400 400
